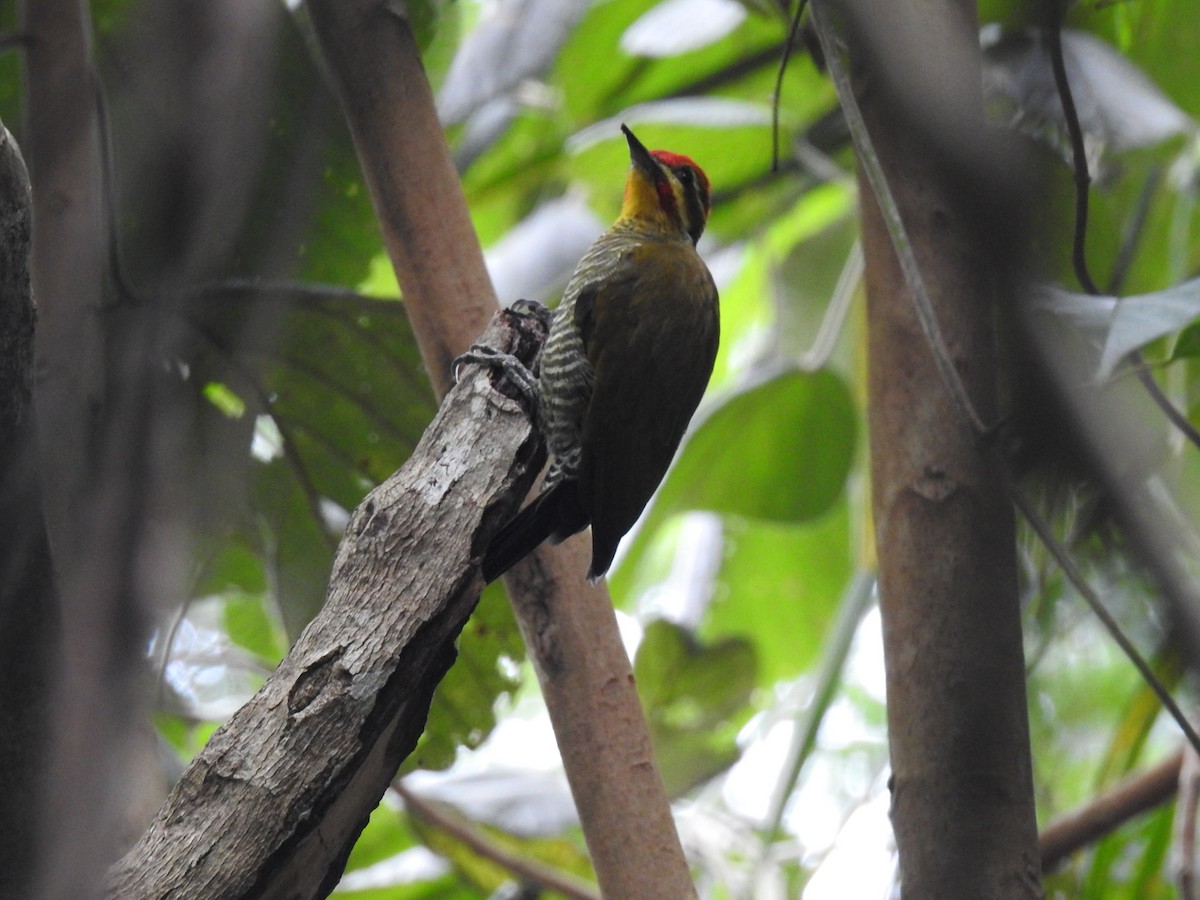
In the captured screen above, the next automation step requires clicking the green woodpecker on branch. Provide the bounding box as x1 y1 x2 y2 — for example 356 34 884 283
480 124 719 582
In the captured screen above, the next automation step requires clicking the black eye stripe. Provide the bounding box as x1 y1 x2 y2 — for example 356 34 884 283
680 176 706 245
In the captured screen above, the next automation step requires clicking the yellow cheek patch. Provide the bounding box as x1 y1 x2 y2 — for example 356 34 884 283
619 167 682 234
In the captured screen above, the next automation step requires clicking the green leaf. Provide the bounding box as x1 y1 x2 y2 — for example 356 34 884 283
611 367 856 607
554 0 791 123
338 804 474 898
404 0 450 53
711 183 856 385
196 541 268 596
705 500 852 686
334 876 474 900
1094 650 1181 788
222 590 289 664
199 289 434 636
1172 320 1200 360
661 368 856 522
298 132 389 289
635 619 756 795
1077 801 1175 899
637 619 757 724
153 714 222 764
251 455 340 636
553 0 657 123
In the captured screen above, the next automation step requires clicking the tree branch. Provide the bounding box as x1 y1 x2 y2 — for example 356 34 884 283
1175 746 1199 898
21 0 155 893
394 781 601 900
304 2 695 896
1039 749 1182 872
817 0 1043 893
302 0 494 399
107 309 548 898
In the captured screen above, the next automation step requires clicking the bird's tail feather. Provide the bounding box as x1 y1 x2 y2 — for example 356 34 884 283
482 482 588 582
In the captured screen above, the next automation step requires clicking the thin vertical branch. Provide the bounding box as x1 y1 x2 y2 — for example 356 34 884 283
812 0 1042 893
303 0 494 397
1043 10 1099 297
771 0 810 172
761 572 874 840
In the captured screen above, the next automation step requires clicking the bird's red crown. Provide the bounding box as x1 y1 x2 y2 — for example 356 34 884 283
650 149 711 193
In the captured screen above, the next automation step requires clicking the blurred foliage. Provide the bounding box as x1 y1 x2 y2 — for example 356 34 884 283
635 620 757 796
14 0 1200 895
407 798 594 899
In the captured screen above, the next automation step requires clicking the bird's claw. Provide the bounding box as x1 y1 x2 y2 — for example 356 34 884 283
453 343 540 408
454 299 551 406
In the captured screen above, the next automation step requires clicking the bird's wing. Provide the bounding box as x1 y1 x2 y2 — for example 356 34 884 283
576 240 719 577
481 480 588 582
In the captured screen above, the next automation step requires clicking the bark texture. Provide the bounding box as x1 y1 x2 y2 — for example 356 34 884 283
844 0 1043 895
107 310 548 898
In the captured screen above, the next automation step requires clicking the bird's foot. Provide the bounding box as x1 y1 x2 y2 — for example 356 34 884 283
455 300 552 410
454 343 540 409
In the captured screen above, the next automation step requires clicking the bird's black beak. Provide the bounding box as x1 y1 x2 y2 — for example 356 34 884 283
622 124 658 178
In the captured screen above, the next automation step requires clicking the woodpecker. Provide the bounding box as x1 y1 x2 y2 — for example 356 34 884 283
482 124 719 582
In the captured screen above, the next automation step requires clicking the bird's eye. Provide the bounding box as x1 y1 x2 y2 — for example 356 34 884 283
676 167 694 186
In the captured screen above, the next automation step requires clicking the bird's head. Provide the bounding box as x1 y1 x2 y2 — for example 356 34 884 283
619 124 712 245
